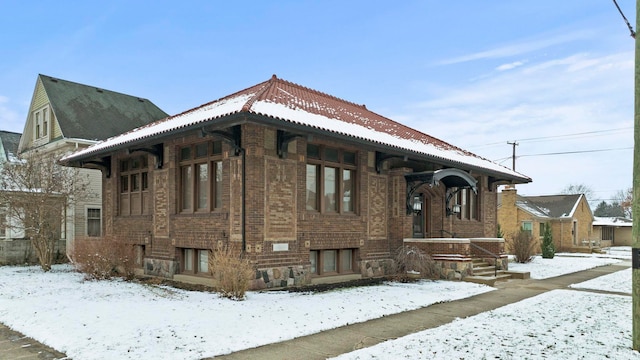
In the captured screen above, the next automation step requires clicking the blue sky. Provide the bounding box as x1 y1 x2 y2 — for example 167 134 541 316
0 0 635 202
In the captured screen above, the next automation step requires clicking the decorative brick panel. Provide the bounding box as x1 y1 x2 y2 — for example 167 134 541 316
264 157 297 241
367 174 387 239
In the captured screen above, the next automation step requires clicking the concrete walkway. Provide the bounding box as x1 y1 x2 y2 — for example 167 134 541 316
0 323 67 359
0 261 630 360
213 261 631 360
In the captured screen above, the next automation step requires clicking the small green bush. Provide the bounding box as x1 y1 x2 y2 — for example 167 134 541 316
541 223 555 259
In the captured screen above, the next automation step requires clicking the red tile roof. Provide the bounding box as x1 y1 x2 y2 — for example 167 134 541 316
62 75 531 183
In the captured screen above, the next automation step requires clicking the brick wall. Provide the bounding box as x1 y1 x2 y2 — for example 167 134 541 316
98 121 509 286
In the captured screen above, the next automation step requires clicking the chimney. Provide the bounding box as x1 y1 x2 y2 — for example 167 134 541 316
501 185 517 209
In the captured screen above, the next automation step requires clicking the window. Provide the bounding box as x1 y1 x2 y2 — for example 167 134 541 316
306 144 357 213
184 249 194 271
0 209 6 238
119 156 150 216
601 227 614 241
455 187 478 220
33 106 49 139
522 221 533 236
134 245 145 267
179 141 223 212
309 249 355 275
182 248 209 274
539 223 546 238
86 208 101 237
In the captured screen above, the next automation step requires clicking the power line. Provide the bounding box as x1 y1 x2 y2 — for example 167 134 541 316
492 146 632 162
518 147 632 158
612 0 635 38
470 126 632 149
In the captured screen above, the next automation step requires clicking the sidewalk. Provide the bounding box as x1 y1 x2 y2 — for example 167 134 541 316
0 323 67 359
0 261 630 360
212 261 631 360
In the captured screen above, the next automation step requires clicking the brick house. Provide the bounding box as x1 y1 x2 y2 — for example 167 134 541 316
498 186 595 253
14 74 167 256
592 216 632 247
61 75 531 287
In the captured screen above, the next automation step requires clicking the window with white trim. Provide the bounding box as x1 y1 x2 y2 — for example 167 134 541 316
33 106 50 139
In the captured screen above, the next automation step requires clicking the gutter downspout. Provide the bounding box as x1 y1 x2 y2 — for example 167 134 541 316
241 147 246 253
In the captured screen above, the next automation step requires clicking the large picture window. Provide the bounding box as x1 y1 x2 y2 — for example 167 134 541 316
119 156 150 216
306 144 356 214
179 141 223 213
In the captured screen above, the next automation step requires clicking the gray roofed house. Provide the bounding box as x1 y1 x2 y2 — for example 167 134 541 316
6 74 169 264
0 130 21 165
18 74 168 153
498 186 595 253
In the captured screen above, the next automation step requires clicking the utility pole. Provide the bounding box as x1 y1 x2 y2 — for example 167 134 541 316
507 141 518 171
633 0 640 351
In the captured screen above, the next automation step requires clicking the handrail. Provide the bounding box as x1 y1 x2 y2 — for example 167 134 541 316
469 242 500 277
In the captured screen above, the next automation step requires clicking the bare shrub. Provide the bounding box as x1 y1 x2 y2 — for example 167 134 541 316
393 245 439 281
509 230 535 263
69 236 135 280
209 243 254 300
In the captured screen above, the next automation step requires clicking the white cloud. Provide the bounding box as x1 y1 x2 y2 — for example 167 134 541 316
496 61 525 71
400 49 634 197
438 30 592 65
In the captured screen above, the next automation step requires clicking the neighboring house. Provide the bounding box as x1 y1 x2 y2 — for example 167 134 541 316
61 75 531 287
592 216 632 247
15 74 167 256
498 186 594 253
0 130 29 264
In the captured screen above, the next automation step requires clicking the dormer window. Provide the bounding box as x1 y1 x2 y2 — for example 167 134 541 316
33 106 50 140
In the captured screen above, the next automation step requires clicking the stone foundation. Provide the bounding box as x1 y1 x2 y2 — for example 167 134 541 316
361 259 395 278
144 258 177 278
251 265 311 290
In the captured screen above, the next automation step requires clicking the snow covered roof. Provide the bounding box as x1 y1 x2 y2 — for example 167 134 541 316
61 75 530 182
0 130 21 164
593 217 632 227
515 194 585 219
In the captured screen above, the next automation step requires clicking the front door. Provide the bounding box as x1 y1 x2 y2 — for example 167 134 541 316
412 193 429 238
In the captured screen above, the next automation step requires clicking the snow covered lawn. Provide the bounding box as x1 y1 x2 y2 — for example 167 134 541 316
333 289 635 359
0 250 632 359
0 265 493 360
509 253 622 279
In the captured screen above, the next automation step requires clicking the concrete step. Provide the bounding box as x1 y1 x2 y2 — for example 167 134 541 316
463 273 513 286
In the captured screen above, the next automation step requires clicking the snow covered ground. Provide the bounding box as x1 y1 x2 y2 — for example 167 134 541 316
0 248 633 359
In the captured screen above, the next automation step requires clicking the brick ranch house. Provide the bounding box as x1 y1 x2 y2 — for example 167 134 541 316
61 75 531 288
